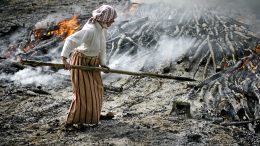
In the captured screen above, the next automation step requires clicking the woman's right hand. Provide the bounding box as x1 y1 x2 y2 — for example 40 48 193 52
62 57 71 70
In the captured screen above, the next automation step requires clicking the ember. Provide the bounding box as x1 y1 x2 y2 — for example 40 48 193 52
21 43 35 53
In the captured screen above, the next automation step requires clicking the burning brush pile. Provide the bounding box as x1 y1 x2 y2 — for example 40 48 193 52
1 14 81 67
0 15 84 89
0 0 260 132
18 16 80 61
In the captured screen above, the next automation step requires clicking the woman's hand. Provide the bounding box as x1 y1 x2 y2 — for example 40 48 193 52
100 65 110 73
62 57 71 70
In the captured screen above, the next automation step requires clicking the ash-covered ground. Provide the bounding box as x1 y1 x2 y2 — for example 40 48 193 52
0 0 260 145
0 75 259 145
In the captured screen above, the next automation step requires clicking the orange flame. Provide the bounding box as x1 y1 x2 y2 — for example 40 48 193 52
52 16 80 39
21 16 79 53
33 16 79 40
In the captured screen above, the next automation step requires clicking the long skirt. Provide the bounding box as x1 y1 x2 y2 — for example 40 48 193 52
66 51 103 125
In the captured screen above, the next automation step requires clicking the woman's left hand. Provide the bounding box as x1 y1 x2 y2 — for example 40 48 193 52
100 65 110 73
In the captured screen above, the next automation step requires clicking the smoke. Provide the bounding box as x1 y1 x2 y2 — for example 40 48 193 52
104 0 260 83
154 36 195 66
34 13 72 29
108 36 195 72
34 5 84 30
121 0 260 27
0 67 70 88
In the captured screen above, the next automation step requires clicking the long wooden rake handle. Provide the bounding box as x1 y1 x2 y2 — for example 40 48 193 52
20 59 196 82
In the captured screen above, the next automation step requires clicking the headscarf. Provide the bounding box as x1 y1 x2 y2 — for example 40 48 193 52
88 5 117 24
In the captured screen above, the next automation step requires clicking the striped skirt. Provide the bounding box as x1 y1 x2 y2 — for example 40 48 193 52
66 51 103 125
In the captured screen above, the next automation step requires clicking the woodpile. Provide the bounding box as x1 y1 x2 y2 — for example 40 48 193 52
105 2 260 130
187 50 259 130
107 4 260 79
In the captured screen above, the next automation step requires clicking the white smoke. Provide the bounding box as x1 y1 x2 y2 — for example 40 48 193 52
108 36 195 72
34 13 71 29
34 4 85 30
104 0 260 83
12 68 52 86
1 67 69 88
154 36 195 66
116 0 260 24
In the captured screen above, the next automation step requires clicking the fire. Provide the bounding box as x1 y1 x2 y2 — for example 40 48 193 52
33 16 79 40
20 16 80 53
52 16 80 39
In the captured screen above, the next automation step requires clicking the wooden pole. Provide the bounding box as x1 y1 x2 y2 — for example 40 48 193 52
20 59 196 81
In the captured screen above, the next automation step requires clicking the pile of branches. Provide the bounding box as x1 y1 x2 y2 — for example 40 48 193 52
187 47 259 131
107 3 260 78
108 2 260 130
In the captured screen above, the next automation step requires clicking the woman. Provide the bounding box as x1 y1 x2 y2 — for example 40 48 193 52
61 5 117 128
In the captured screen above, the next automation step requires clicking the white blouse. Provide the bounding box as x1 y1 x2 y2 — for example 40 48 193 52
61 22 107 65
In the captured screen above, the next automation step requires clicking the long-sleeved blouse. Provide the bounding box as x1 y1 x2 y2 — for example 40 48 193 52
61 22 107 65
